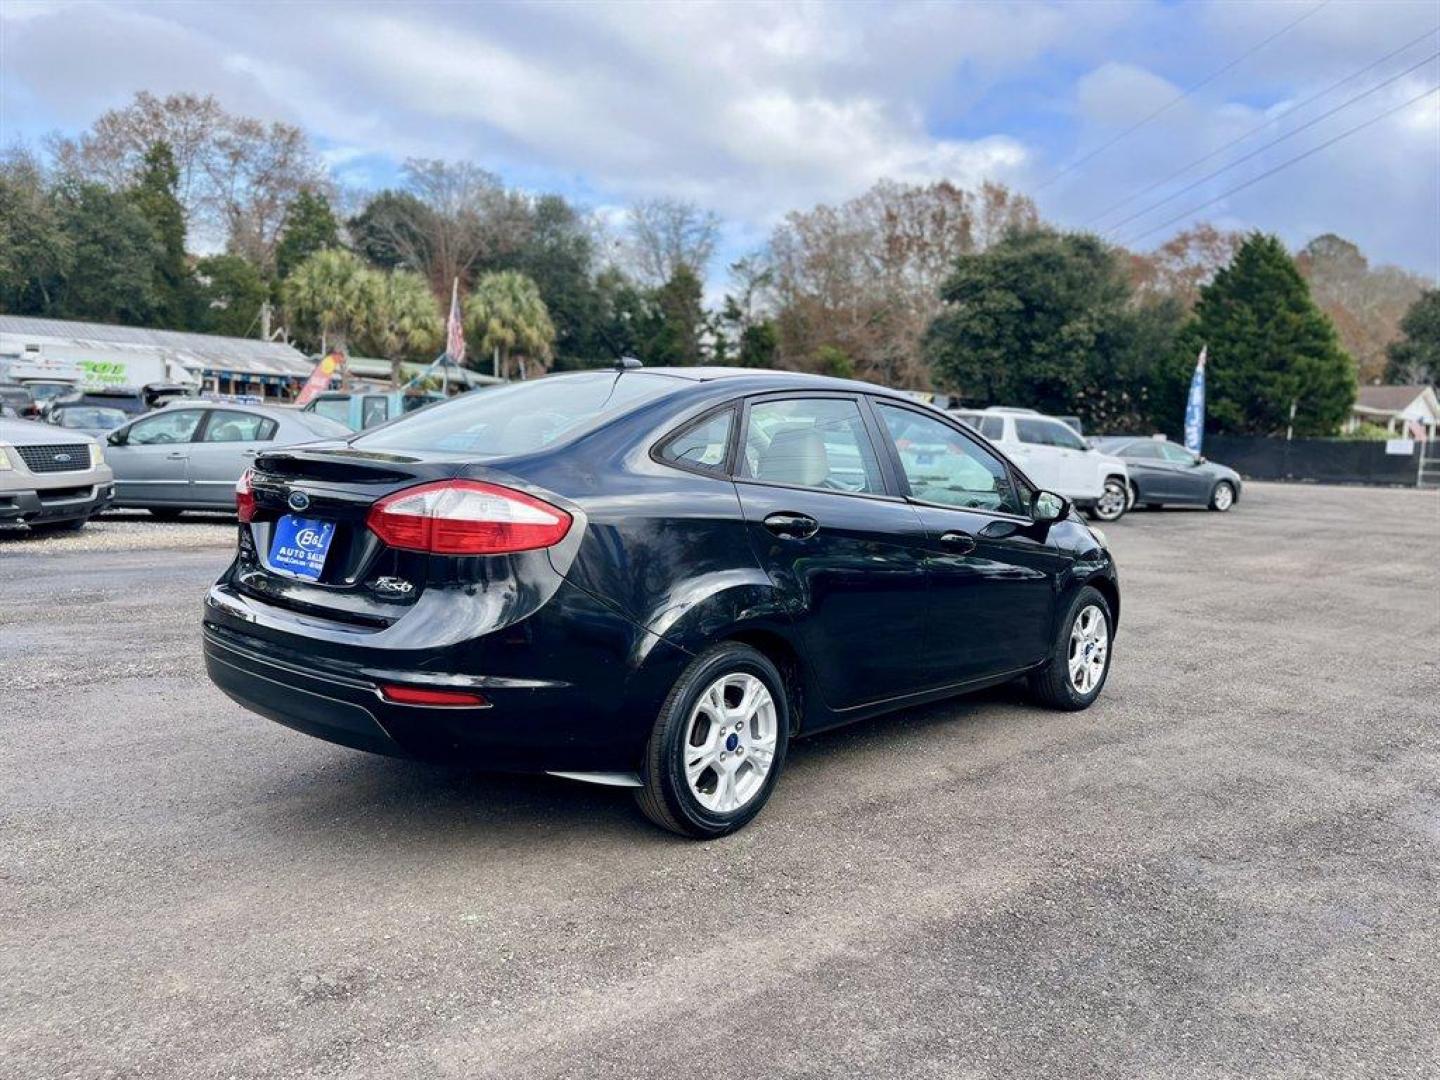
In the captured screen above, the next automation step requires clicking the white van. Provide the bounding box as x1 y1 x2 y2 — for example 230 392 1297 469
951 408 1130 522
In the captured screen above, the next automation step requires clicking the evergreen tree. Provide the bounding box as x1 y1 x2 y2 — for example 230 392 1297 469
51 180 161 323
0 152 73 314
646 265 706 365
129 141 194 326
194 254 268 338
924 229 1134 416
1384 289 1440 386
275 190 340 280
1167 234 1355 436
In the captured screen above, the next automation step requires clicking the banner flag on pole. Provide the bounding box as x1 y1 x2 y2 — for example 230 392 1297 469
445 279 466 365
294 349 342 407
1183 344 1207 454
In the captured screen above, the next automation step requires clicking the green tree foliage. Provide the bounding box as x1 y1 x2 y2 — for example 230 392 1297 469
361 270 443 384
348 190 433 271
644 265 706 366
193 254 268 338
274 190 340 280
737 321 779 368
813 345 855 379
1384 289 1440 386
1166 234 1355 436
129 141 195 326
50 179 161 323
464 270 556 379
282 248 375 353
0 150 73 313
925 230 1139 418
498 195 602 369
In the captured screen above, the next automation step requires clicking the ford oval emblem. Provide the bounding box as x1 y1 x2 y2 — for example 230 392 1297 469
287 490 310 512
54 453 72 463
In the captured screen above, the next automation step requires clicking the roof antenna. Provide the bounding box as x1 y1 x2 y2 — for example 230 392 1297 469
614 356 643 371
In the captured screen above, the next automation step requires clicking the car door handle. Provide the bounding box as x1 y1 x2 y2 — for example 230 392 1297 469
240 449 258 457
763 512 819 540
165 452 188 460
939 530 976 554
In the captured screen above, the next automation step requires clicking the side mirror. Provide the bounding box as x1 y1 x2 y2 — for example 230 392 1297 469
1195 455 1207 466
107 430 127 447
1033 490 1068 523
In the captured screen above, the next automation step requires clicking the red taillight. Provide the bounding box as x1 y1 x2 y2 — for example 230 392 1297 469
379 684 489 707
235 468 256 523
365 480 571 555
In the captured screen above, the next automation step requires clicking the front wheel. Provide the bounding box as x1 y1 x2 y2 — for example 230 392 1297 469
1210 481 1235 512
636 643 789 838
1089 477 1128 522
1029 586 1114 711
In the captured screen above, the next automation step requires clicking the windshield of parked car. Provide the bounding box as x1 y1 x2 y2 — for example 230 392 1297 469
55 406 128 430
352 373 675 456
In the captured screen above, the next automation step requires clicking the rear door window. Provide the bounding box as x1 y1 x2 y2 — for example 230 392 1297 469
201 410 277 442
362 395 390 427
739 398 884 494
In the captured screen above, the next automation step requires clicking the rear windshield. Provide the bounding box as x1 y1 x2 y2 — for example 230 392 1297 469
352 372 675 457
294 412 354 438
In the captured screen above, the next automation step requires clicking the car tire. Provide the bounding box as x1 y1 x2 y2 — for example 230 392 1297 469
636 642 790 839
1210 481 1235 512
1028 585 1114 712
1125 481 1138 511
149 508 185 520
1089 477 1128 522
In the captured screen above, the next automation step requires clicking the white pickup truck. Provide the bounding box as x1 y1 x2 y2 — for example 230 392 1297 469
951 407 1130 522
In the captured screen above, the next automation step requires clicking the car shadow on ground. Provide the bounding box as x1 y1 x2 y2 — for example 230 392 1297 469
241 682 1028 849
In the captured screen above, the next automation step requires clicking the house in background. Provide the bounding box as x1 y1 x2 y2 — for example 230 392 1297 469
1345 385 1439 441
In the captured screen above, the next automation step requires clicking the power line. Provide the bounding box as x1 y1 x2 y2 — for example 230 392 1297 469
1035 0 1331 192
1084 23 1440 227
1116 83 1440 247
1100 49 1439 237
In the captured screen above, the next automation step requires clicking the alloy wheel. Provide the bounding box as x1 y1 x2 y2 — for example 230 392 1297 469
1213 483 1234 511
1067 604 1109 695
1094 480 1127 521
683 672 779 814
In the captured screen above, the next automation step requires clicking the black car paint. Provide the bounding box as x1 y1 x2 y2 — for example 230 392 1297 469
203 370 1119 776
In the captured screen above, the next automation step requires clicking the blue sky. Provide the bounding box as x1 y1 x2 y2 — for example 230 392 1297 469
2 0 1436 291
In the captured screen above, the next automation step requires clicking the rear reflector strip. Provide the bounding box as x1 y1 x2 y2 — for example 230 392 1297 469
379 684 490 708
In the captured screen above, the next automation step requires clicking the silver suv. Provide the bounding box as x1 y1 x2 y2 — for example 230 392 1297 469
0 418 114 531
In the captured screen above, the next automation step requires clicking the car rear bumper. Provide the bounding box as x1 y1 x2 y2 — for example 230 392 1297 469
201 613 667 774
0 481 114 523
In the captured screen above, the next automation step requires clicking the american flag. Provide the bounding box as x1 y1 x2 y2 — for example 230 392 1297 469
445 279 466 364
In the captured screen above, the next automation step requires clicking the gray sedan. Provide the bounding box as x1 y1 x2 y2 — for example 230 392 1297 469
1090 436 1242 512
106 402 351 517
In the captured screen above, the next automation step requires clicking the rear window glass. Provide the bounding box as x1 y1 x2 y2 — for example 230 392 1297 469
353 372 674 457
295 412 354 438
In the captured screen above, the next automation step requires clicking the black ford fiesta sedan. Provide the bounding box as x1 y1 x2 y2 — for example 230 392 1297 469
203 365 1119 837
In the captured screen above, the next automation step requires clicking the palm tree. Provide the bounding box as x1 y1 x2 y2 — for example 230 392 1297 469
365 270 443 385
464 270 555 380
282 249 375 355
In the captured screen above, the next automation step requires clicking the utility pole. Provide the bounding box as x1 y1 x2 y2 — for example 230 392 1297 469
259 300 272 341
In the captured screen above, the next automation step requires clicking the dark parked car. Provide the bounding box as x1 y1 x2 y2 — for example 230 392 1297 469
204 366 1120 837
1090 436 1242 511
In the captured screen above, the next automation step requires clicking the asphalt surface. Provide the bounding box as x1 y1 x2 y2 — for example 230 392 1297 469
3 484 1437 1079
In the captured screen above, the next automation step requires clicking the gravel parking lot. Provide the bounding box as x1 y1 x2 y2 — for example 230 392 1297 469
3 483 1437 1079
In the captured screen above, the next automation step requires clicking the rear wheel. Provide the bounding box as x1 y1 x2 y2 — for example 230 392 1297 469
1210 481 1235 512
1089 477 1127 522
1029 586 1113 711
636 643 789 838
